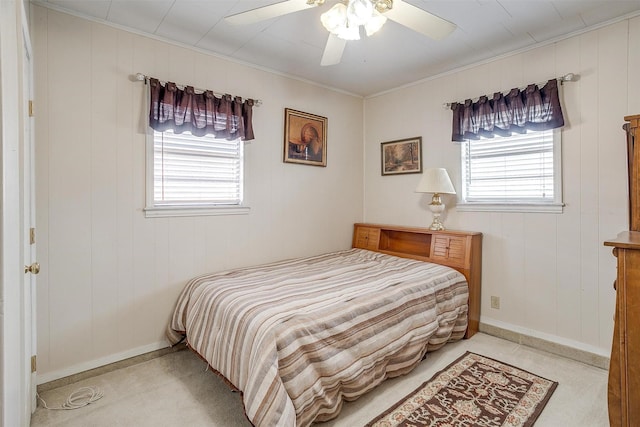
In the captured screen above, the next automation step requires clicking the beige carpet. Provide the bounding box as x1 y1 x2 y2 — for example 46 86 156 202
31 333 608 427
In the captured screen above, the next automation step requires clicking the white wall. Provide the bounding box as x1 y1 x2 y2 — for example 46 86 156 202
32 6 364 382
364 17 640 356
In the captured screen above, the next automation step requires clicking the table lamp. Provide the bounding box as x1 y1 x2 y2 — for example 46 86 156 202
415 168 456 230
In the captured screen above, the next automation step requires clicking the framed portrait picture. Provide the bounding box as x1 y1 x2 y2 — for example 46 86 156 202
381 137 423 176
284 108 327 167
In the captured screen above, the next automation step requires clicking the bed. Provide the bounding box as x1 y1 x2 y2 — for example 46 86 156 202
167 223 482 427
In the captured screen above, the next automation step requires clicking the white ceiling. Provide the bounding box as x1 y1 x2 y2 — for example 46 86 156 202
34 0 640 96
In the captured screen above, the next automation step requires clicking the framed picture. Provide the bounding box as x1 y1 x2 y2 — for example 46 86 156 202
284 108 327 167
381 137 423 175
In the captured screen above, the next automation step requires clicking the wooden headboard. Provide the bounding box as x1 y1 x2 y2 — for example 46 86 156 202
352 223 482 339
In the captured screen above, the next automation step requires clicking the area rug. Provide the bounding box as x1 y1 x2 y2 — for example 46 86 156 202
366 351 558 427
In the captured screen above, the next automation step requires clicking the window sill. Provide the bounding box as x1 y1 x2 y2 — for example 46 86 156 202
456 202 564 214
144 205 250 218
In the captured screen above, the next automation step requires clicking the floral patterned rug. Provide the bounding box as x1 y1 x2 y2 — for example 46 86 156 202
366 352 558 427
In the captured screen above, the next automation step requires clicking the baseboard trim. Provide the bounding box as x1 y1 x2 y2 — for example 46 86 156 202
37 321 610 392
479 320 610 370
37 341 187 392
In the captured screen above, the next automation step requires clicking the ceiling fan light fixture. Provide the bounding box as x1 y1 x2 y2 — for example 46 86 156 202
364 11 387 36
320 3 348 34
373 0 393 13
322 0 386 41
337 23 361 40
346 0 374 26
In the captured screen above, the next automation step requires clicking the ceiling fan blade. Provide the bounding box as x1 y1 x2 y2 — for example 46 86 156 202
384 0 456 40
225 0 316 25
321 33 347 66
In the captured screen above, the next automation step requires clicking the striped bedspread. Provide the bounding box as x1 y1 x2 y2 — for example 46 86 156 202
167 248 468 427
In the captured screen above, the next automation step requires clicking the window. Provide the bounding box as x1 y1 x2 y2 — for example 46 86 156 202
144 129 249 217
459 129 563 213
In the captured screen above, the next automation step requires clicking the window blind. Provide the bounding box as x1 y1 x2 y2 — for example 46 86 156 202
153 130 243 206
462 130 554 202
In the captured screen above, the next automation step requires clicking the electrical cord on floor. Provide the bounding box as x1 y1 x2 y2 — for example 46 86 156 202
37 386 104 410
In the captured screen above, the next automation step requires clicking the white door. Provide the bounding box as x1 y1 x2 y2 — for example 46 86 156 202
22 9 38 417
1 1 34 425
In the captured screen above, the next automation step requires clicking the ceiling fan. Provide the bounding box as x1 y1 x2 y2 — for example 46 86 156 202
225 0 456 66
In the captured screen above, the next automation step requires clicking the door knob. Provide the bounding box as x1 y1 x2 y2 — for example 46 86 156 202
24 262 40 275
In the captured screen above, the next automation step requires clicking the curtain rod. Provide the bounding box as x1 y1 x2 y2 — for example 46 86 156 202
441 72 577 110
134 73 263 107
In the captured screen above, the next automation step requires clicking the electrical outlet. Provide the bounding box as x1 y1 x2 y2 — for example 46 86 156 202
491 296 500 309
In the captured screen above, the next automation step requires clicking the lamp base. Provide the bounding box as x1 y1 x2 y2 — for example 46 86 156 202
429 215 445 231
428 193 446 231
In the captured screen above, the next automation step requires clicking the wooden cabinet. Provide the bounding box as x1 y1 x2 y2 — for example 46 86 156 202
605 232 640 427
625 114 640 231
606 114 640 427
353 226 381 251
352 223 482 338
431 235 467 268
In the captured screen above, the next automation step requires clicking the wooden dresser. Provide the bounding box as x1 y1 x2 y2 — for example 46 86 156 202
352 223 482 338
605 114 640 427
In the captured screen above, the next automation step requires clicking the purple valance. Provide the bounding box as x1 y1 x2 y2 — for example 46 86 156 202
450 79 564 142
148 78 255 141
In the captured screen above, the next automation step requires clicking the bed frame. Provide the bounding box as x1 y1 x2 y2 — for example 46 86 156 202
352 223 482 338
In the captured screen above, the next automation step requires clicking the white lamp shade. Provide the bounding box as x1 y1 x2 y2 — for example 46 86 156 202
337 22 361 40
364 11 387 36
415 168 456 194
346 0 373 26
321 3 348 34
321 0 386 41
